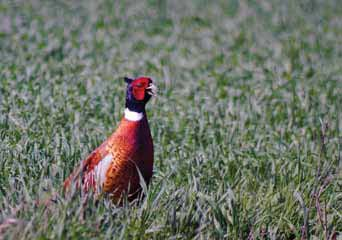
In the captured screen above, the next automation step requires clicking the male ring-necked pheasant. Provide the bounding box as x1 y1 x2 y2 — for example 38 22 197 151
63 77 156 203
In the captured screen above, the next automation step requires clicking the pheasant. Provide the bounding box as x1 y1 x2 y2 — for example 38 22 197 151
63 77 156 203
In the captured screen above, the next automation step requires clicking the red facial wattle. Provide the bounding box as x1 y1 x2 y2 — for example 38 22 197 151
133 87 146 100
131 77 151 100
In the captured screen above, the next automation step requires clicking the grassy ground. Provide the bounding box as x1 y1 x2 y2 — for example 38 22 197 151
0 0 341 239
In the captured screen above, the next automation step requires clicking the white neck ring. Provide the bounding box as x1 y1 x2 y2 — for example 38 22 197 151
124 108 143 121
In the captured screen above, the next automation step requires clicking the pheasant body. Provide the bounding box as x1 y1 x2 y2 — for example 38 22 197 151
63 77 156 203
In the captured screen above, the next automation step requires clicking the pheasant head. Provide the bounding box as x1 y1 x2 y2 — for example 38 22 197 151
124 77 156 114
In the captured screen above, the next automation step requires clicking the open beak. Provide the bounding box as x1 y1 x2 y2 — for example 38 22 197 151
146 83 157 96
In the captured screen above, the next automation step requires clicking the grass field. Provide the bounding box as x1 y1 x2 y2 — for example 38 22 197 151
0 0 341 239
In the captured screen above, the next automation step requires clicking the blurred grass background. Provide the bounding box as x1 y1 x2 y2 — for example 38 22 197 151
0 0 341 239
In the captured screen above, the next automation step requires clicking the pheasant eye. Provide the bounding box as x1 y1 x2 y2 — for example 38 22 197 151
136 83 143 87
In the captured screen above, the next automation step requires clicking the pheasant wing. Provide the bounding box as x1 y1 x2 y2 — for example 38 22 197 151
103 136 142 201
63 139 109 192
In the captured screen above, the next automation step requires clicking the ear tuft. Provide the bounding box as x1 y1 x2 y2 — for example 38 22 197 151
124 77 133 84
